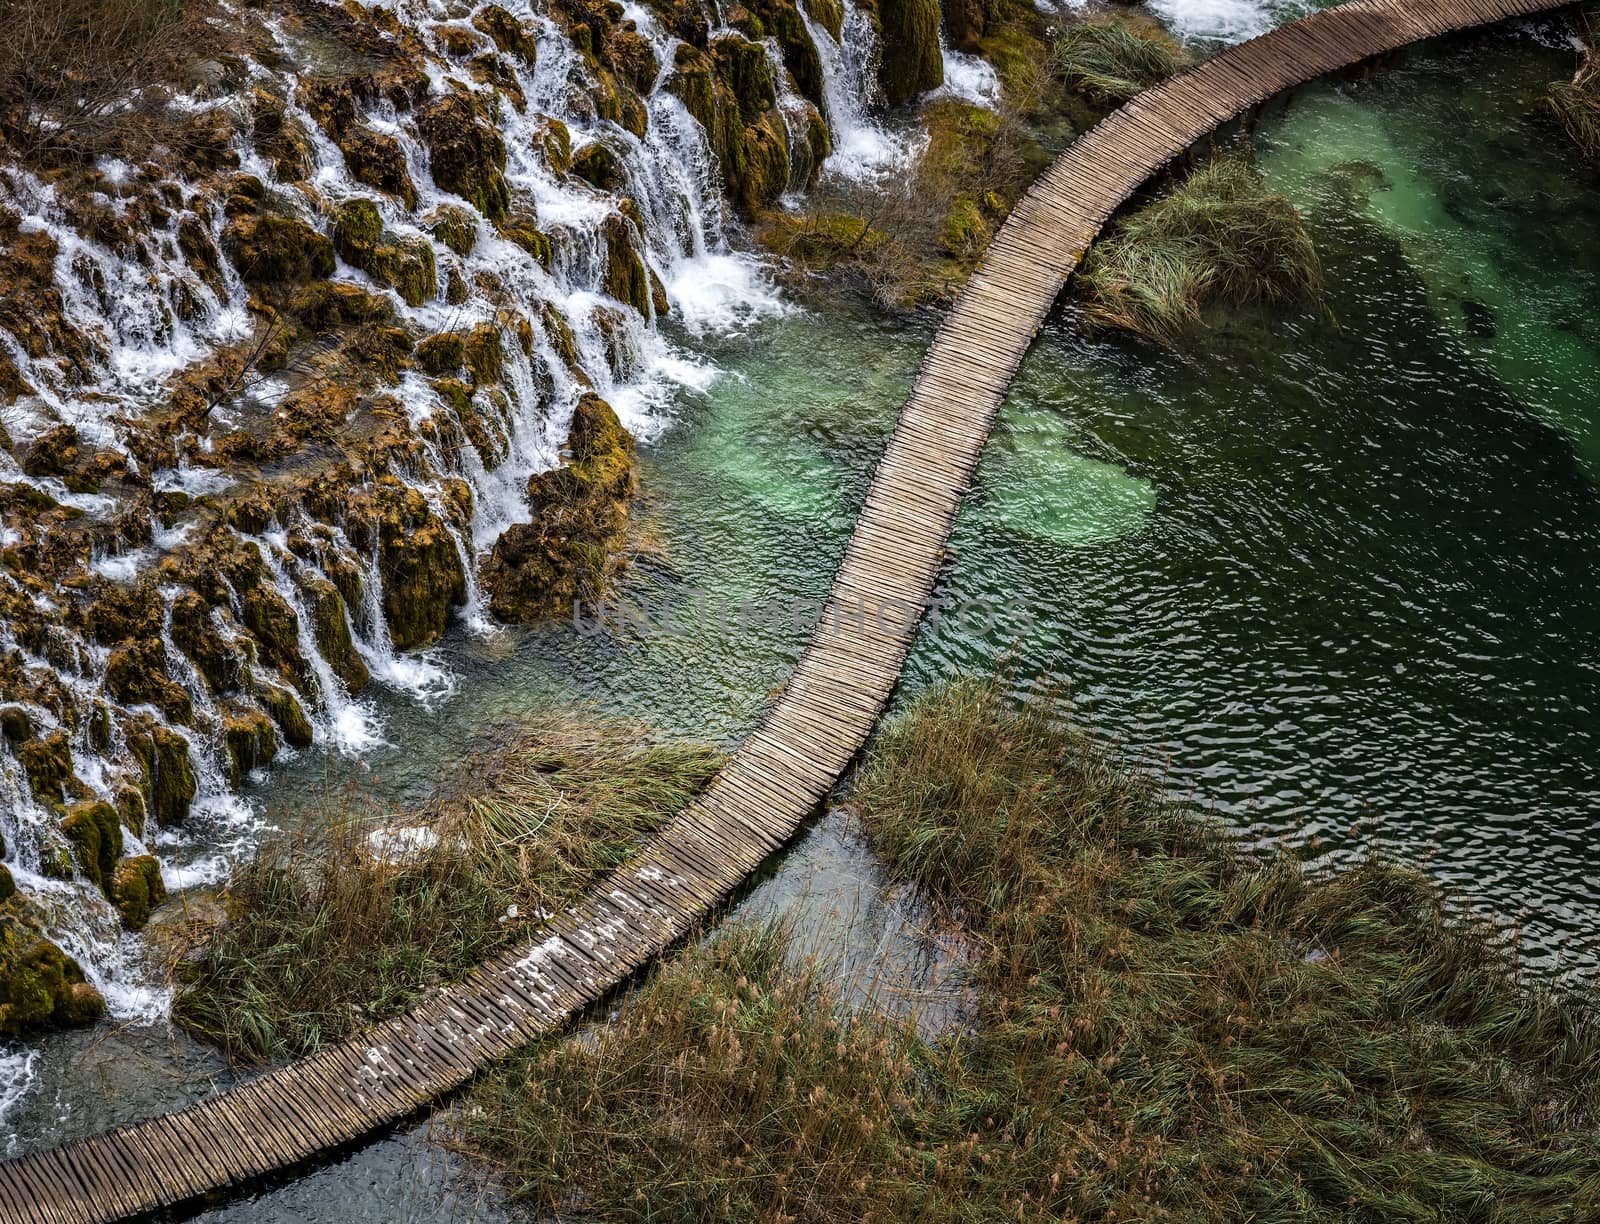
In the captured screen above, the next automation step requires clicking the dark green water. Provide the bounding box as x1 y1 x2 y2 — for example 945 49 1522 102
6 24 1598 1218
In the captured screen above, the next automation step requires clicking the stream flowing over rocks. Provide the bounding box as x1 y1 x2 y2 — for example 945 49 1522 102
0 0 943 1040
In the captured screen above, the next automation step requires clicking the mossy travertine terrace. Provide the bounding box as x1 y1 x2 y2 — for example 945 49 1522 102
0 0 1567 1218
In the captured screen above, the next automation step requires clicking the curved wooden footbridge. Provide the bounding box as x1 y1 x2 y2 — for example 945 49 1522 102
0 0 1570 1218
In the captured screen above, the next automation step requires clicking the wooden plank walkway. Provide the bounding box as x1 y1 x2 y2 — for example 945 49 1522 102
0 0 1566 1217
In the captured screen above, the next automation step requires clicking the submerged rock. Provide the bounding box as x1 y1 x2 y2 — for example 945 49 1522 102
484 393 638 622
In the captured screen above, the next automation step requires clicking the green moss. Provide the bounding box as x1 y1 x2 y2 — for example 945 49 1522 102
257 683 314 750
61 801 122 895
170 592 242 694
331 197 384 261
0 926 105 1037
337 127 419 210
18 731 72 806
602 214 652 315
302 576 369 693
464 324 504 386
129 721 198 826
110 855 167 931
368 235 437 307
472 3 538 65
0 867 12 904
877 0 943 105
734 0 826 109
571 142 626 191
417 90 511 223
223 213 336 284
334 199 437 306
222 707 279 787
416 331 466 375
538 117 573 175
426 205 479 257
500 222 554 269
938 193 991 257
241 585 306 687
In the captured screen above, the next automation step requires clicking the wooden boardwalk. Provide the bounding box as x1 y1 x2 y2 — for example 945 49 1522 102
0 0 1566 1218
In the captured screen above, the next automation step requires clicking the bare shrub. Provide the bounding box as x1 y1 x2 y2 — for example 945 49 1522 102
0 0 217 163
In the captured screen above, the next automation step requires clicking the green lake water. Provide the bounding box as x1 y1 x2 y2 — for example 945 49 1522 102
6 24 1598 1219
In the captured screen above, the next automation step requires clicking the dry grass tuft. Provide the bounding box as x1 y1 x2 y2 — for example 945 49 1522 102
1075 152 1323 344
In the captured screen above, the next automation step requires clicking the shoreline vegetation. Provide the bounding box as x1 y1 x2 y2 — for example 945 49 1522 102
1544 8 1600 158
452 680 1600 1221
172 714 721 1062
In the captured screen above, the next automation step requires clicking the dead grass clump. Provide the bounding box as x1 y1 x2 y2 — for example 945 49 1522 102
1075 152 1323 344
172 713 722 1063
1051 18 1188 106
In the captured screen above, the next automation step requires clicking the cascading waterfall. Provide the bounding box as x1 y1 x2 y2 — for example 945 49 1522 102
801 1 918 180
0 0 902 1128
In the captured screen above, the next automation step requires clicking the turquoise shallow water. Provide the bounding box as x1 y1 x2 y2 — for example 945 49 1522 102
4 22 1598 1216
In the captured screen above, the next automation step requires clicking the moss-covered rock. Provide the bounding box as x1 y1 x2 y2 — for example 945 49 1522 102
257 682 314 749
19 731 72 806
129 721 198 826
223 212 336 284
464 324 504 386
106 642 194 723
170 592 242 694
667 39 791 215
302 576 370 692
417 331 467 375
332 198 438 306
537 117 574 175
0 924 105 1037
417 90 511 223
61 800 122 894
484 393 638 621
426 205 479 257
733 0 827 110
341 127 419 209
473 4 539 66
251 88 314 181
500 220 555 269
602 213 653 315
241 585 307 689
571 141 628 192
222 707 279 785
0 867 13 905
878 0 944 105
344 481 469 650
110 855 167 931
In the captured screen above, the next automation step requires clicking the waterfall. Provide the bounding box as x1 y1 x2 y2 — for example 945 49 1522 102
0 0 899 1076
801 1 917 180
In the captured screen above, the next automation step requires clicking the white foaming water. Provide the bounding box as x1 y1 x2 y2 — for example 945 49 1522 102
0 1046 38 1149
936 48 1002 107
802 2 919 181
1149 0 1320 43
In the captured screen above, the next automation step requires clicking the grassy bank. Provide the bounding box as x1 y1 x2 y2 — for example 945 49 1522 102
173 714 721 1063
455 680 1600 1220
